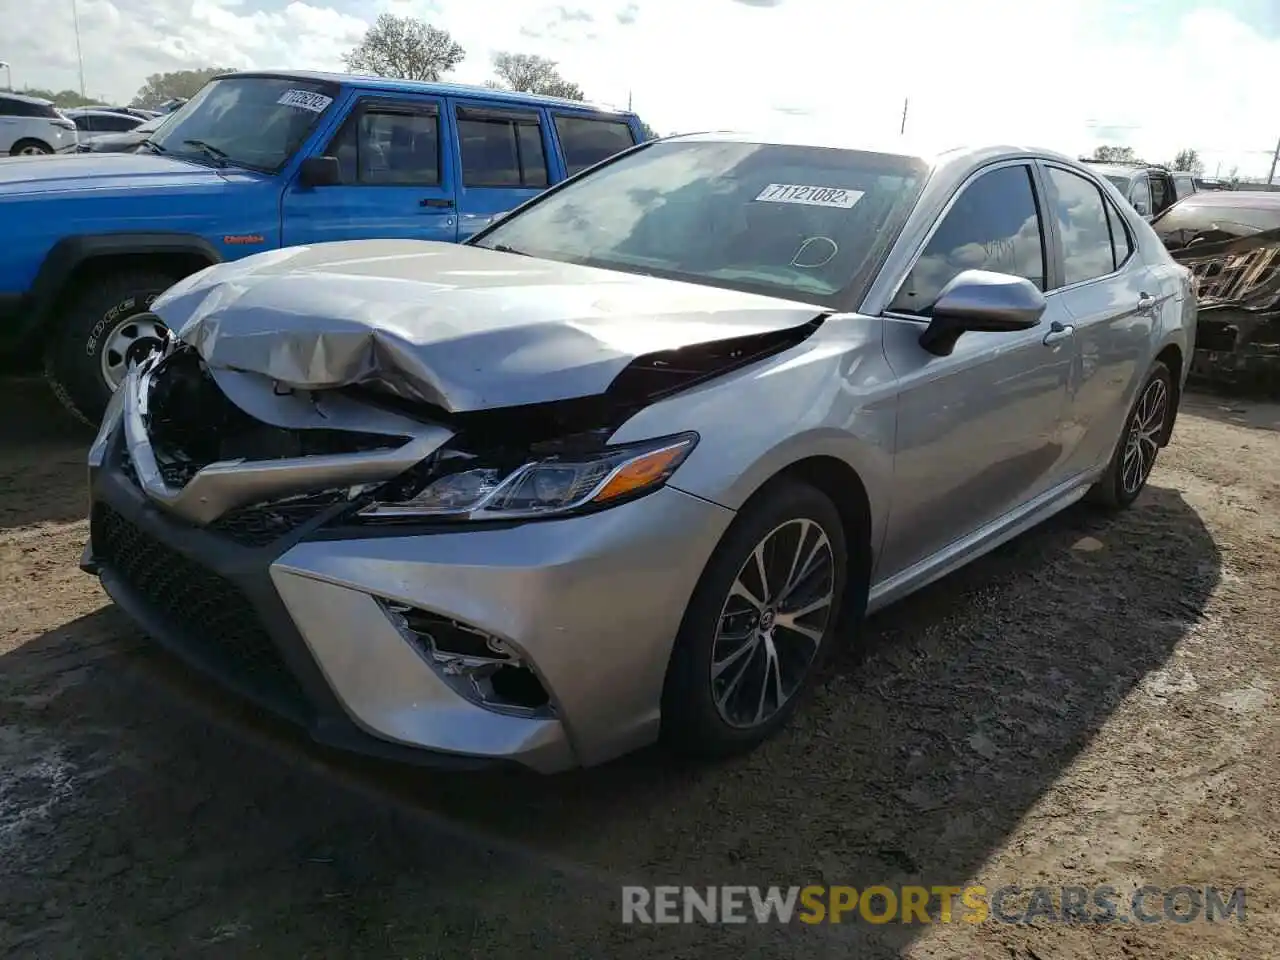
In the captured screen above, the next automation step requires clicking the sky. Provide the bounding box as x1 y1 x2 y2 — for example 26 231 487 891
2 0 1279 178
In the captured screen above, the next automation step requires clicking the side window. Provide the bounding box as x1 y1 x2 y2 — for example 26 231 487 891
1046 167 1120 285
1104 197 1135 265
326 106 440 186
553 115 636 177
1173 175 1196 201
101 114 139 132
1128 175 1151 215
1149 175 1170 215
72 114 95 131
889 164 1046 315
456 110 549 188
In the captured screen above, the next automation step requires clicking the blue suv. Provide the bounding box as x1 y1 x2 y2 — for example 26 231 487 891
0 70 648 424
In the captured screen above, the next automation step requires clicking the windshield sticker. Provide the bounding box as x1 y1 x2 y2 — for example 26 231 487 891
277 89 333 113
755 184 864 208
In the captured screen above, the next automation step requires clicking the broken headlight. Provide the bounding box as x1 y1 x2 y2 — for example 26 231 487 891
357 432 698 521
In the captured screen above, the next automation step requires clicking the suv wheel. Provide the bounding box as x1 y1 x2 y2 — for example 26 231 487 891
44 270 177 425
10 139 53 156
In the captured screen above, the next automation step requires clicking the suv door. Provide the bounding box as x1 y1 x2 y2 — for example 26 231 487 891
878 161 1075 580
281 93 458 246
1042 163 1163 477
450 101 552 240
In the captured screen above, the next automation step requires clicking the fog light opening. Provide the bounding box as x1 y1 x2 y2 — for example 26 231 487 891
382 601 552 715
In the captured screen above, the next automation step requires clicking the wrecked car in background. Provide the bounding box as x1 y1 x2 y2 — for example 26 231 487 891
83 134 1195 773
1152 190 1280 396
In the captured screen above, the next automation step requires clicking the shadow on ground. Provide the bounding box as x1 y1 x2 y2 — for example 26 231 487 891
0 377 95 530
0 473 1221 958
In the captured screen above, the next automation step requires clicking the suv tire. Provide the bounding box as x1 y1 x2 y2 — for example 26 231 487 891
10 139 53 156
43 270 177 426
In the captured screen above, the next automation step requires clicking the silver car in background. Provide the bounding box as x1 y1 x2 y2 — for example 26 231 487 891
83 132 1196 773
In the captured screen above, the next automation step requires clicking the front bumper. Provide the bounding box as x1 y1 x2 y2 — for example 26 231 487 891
85 426 734 773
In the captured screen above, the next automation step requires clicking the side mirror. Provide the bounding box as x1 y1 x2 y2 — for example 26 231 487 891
298 155 342 188
1132 198 1151 217
918 269 1046 357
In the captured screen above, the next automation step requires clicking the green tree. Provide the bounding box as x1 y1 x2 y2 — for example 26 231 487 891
1090 145 1137 163
17 87 98 108
130 67 232 108
1168 148 1205 175
343 14 465 82
489 52 584 100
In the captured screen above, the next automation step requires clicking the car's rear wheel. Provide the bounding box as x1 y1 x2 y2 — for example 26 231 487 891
43 270 177 426
1088 360 1174 510
661 479 848 759
10 139 53 156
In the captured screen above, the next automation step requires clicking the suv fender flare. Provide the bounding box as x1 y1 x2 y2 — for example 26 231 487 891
24 232 222 340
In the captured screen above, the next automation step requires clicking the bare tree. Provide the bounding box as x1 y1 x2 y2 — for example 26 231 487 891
343 14 465 82
1169 148 1205 175
490 52 584 100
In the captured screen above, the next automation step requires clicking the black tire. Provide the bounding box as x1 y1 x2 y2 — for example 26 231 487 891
1087 360 1174 510
43 270 177 426
10 138 53 156
661 479 850 760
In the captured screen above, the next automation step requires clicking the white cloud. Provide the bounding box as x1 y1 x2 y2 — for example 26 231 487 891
2 0 1278 177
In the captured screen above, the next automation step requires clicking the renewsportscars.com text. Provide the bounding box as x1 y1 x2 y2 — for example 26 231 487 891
621 885 1247 925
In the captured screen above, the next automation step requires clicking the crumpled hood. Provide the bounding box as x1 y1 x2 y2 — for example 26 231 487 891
0 152 223 197
153 239 825 413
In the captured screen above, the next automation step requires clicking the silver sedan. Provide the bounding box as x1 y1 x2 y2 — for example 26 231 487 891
83 132 1196 773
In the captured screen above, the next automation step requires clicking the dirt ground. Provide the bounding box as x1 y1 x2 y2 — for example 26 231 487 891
0 375 1276 960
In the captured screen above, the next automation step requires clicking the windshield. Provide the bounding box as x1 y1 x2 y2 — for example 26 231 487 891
471 139 929 307
147 76 339 172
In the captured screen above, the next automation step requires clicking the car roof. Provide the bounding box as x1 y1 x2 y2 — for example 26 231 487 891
660 129 1082 171
218 69 637 117
0 91 53 106
1174 190 1280 209
65 107 138 117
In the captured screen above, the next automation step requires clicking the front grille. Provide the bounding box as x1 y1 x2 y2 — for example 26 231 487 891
92 503 309 714
209 491 351 548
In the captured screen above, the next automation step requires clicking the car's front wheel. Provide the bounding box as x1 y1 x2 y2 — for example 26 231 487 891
10 139 53 156
1089 359 1174 509
44 270 177 425
661 479 849 759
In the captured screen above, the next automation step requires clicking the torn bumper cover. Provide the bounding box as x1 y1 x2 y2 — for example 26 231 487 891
82 241 817 771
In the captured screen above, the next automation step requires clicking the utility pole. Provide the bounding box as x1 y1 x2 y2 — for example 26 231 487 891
1268 133 1280 186
71 0 86 96
899 97 909 136
0 62 10 92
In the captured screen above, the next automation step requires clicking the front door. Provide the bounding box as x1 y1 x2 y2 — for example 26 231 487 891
879 161 1075 580
449 100 551 240
281 94 457 246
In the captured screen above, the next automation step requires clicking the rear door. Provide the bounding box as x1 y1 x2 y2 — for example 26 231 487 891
551 112 639 180
281 93 458 246
879 161 1075 580
1042 162 1161 477
450 100 551 241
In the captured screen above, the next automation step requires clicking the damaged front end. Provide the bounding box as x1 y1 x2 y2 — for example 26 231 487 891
1171 227 1280 397
85 306 822 739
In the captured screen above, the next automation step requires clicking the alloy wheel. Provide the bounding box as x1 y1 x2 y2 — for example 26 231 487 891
1121 376 1168 495
99 315 168 391
710 517 835 729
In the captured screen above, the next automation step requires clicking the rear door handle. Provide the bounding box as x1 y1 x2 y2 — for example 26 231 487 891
1042 321 1075 346
1137 293 1157 311
420 197 454 208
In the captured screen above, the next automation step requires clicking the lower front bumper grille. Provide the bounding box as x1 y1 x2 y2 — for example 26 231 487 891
91 502 309 714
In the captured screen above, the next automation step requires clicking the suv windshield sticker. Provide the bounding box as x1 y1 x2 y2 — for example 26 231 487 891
277 89 333 114
755 184 864 208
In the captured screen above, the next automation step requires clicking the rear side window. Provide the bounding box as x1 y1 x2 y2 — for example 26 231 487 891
72 114 96 131
0 97 55 118
553 115 636 177
457 108 549 188
1105 199 1135 265
327 105 441 185
98 113 140 132
1046 167 1119 285
891 164 1047 314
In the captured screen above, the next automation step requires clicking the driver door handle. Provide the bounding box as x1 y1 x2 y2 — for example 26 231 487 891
1042 320 1075 346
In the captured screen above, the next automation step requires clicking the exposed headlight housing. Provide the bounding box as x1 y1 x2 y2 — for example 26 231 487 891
357 432 698 521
